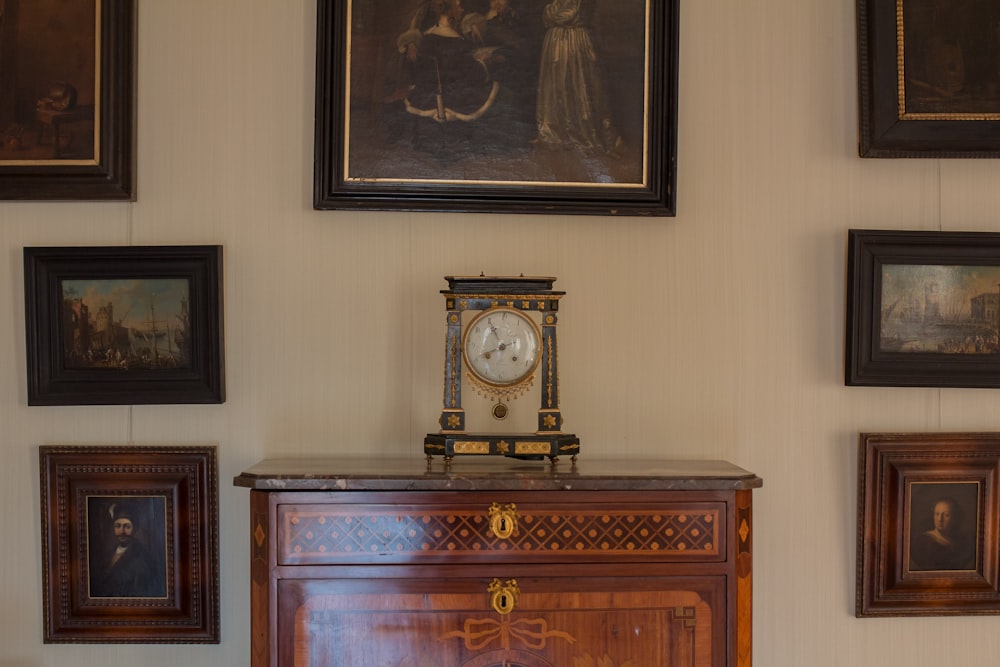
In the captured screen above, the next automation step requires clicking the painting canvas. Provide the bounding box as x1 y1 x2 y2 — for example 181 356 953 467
315 0 679 215
86 496 168 599
879 264 1000 354
61 278 193 371
349 0 646 184
0 0 98 163
900 0 1000 117
907 481 980 572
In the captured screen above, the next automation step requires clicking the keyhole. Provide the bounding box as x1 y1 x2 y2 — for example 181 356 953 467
499 518 507 532
500 594 508 608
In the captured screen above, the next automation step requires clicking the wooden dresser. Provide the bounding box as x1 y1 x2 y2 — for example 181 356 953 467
234 458 762 667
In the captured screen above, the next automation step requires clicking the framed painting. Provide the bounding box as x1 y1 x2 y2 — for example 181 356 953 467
314 0 679 216
856 433 1000 616
846 229 1000 387
24 245 225 405
857 0 1000 157
0 0 136 199
39 445 220 642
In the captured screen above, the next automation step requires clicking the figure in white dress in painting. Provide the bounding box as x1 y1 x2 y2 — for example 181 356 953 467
534 0 623 156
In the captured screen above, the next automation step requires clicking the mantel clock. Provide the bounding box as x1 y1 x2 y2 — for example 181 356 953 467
425 275 579 462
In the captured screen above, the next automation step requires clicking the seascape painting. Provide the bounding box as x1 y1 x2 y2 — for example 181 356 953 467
60 278 192 371
879 264 1000 354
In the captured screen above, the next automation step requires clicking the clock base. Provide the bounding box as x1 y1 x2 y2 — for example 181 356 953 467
424 433 579 462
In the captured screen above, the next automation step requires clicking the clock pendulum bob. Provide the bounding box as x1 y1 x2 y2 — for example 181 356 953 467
491 401 509 420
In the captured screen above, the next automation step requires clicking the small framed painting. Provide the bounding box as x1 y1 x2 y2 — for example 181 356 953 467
314 0 679 216
856 433 1000 617
23 245 225 405
0 0 136 199
846 229 1000 387
39 445 220 642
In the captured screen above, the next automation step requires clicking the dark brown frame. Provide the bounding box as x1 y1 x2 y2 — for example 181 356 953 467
40 445 220 642
24 245 225 405
846 229 1000 387
314 0 679 216
857 433 1000 616
857 0 1000 157
0 0 136 199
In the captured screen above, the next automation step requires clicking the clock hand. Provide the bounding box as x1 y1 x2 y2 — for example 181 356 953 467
479 341 509 359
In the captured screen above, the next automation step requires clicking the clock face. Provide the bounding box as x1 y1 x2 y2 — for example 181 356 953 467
462 307 541 387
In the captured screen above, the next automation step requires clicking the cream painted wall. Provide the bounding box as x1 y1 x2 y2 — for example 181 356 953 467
3 0 1000 665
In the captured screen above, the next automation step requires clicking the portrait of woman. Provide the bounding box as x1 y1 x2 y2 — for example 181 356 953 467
907 482 979 572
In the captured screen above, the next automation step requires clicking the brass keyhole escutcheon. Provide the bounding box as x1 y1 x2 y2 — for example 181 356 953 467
488 502 519 539
488 578 519 615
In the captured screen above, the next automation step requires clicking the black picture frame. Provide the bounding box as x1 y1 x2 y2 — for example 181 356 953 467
24 245 225 405
856 433 1000 617
846 229 1000 387
857 0 1000 157
314 0 679 216
40 445 220 642
0 0 136 199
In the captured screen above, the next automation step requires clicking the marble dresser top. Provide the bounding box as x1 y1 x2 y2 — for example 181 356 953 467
233 457 762 492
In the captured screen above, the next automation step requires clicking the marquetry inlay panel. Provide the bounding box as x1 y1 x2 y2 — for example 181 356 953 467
294 588 714 667
278 504 723 564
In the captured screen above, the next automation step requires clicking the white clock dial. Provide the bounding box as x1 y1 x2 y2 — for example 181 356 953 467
462 307 541 387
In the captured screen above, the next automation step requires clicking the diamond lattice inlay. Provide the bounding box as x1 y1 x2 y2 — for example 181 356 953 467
280 507 720 560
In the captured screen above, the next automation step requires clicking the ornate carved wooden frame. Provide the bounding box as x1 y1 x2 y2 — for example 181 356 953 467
39 445 220 642
857 433 1000 616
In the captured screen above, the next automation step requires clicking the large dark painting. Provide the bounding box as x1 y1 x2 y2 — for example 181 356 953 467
858 0 1000 156
315 0 679 216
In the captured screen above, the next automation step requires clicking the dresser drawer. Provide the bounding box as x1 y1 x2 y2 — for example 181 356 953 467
276 496 726 565
277 571 726 667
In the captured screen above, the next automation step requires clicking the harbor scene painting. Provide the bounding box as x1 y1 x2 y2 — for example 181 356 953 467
880 264 1000 354
60 278 191 370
